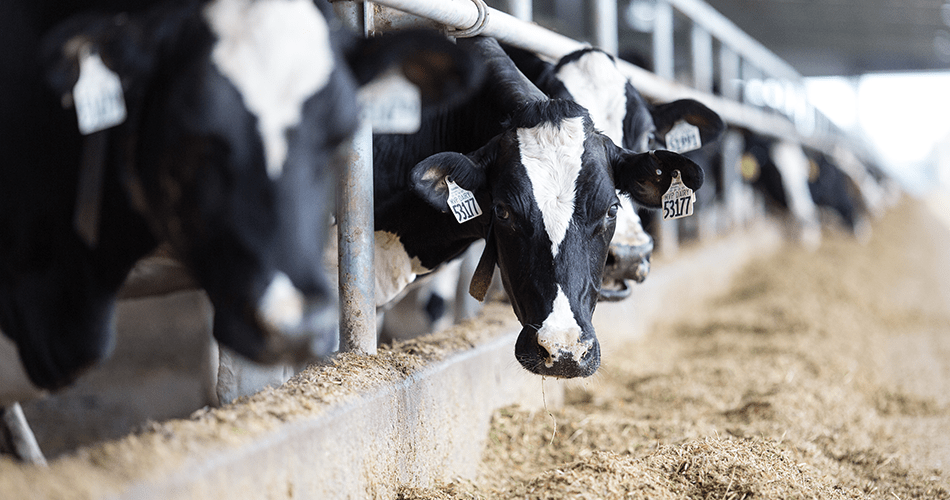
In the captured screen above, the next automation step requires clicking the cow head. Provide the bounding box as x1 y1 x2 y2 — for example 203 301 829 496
409 37 704 378
511 46 723 300
41 0 481 369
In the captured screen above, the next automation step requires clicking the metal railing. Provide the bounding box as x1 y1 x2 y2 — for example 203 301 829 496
332 0 859 353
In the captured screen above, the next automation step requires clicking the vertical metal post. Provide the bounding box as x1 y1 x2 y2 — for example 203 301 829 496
335 2 377 355
718 44 741 100
507 0 532 21
652 0 674 80
691 24 713 92
651 0 676 254
592 0 618 55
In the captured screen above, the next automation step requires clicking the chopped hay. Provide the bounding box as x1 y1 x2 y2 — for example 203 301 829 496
401 197 950 499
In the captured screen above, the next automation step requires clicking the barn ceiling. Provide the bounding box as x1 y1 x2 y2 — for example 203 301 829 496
701 0 950 76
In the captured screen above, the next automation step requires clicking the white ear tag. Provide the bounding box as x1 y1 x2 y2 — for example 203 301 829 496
661 170 695 220
664 120 702 153
445 178 482 224
72 50 127 135
358 68 422 134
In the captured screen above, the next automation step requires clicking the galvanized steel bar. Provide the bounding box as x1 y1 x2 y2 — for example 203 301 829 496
592 0 618 55
335 2 377 355
691 24 713 92
652 0 675 80
506 0 532 22
666 0 801 81
370 0 586 59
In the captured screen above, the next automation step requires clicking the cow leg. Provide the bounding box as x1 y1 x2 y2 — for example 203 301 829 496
1 403 47 465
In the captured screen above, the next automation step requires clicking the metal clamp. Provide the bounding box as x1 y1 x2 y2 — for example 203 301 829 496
447 0 489 38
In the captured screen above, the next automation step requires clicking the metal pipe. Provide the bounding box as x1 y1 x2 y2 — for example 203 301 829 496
337 114 377 355
691 24 713 92
335 1 377 355
370 0 586 58
652 0 674 80
506 0 532 22
666 0 801 81
592 0 618 55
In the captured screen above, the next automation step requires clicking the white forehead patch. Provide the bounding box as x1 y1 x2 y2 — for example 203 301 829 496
204 0 335 179
536 286 588 366
556 51 628 146
517 116 586 258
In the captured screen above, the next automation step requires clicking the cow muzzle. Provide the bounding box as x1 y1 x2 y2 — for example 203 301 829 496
253 273 338 364
599 237 654 301
514 325 600 378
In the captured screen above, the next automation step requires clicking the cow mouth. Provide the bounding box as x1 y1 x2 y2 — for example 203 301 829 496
514 327 601 378
598 276 631 301
599 239 653 302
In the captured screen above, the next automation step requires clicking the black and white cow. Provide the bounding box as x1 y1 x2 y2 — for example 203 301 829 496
804 149 871 240
741 132 821 249
0 0 478 414
502 45 724 299
372 36 705 378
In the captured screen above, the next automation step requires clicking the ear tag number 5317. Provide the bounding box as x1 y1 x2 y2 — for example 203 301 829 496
445 178 482 224
661 170 695 221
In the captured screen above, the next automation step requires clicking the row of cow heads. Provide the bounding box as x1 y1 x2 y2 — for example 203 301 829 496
10 0 480 392
409 37 706 378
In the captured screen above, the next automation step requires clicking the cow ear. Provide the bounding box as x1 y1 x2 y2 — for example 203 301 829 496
346 30 485 108
41 10 183 110
651 99 725 146
613 149 704 208
410 151 488 211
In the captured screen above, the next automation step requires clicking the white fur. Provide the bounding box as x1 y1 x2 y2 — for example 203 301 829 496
611 196 651 247
258 271 305 331
204 0 334 179
771 141 821 250
536 286 588 366
556 52 628 146
0 334 45 407
517 116 587 257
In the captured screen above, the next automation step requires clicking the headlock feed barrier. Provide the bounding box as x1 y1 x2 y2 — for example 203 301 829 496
1 0 875 498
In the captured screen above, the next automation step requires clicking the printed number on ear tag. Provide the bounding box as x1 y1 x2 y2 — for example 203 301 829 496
664 120 702 153
73 50 127 135
358 69 422 134
446 178 482 224
661 170 695 221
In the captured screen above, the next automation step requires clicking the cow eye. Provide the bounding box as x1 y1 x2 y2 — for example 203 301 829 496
494 204 510 221
606 203 619 220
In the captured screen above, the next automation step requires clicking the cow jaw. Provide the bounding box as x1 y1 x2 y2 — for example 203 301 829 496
205 0 334 179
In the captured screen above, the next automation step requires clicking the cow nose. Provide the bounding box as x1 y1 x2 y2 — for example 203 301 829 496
255 272 338 363
515 326 600 378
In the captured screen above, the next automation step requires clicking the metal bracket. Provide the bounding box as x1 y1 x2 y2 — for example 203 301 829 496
447 0 489 38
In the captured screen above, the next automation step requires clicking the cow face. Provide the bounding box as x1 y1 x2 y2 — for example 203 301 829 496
411 99 703 378
40 0 481 370
544 48 723 299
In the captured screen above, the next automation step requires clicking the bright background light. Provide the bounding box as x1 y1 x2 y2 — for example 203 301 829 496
805 72 950 194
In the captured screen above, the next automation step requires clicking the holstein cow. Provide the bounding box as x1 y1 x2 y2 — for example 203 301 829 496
804 149 871 241
741 132 821 249
0 0 478 459
372 36 705 378
502 45 724 299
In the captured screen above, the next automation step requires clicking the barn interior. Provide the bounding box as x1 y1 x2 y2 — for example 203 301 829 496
3 0 949 498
